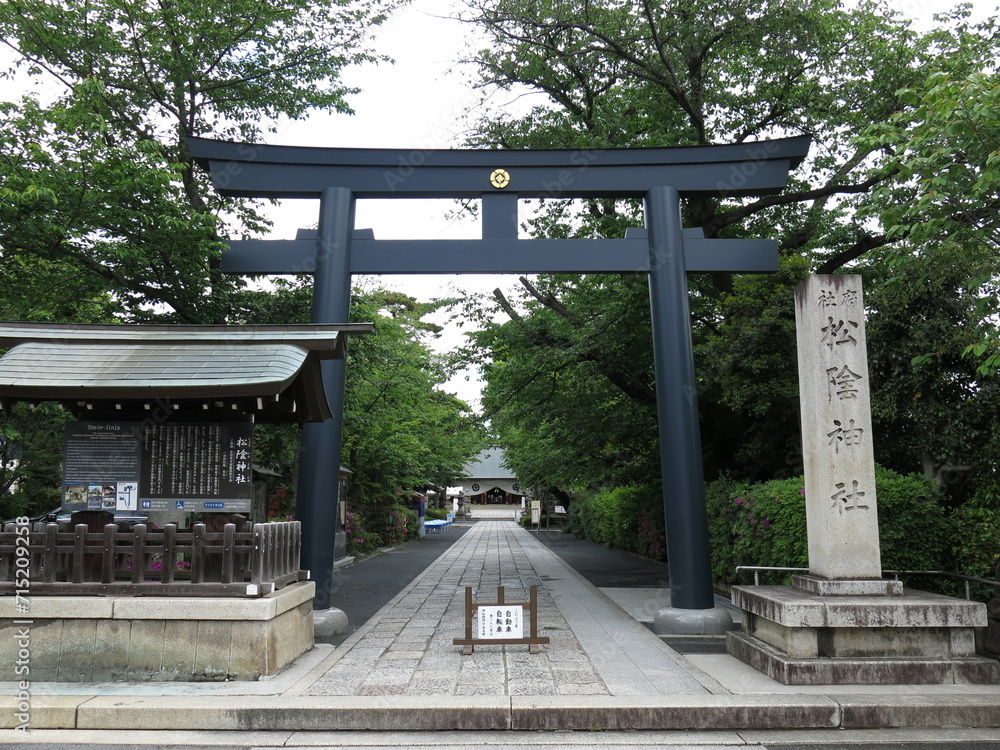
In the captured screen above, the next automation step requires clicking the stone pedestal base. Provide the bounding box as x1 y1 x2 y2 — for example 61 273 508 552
728 580 999 685
652 605 733 636
0 582 315 682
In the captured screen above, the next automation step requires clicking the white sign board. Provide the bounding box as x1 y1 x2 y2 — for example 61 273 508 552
478 605 523 639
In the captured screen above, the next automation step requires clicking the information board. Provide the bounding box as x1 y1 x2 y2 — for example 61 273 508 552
62 421 253 514
62 423 141 512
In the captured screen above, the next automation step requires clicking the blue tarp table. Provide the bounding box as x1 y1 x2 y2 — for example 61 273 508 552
424 519 452 533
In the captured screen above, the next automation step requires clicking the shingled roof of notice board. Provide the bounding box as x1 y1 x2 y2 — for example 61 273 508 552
0 322 374 424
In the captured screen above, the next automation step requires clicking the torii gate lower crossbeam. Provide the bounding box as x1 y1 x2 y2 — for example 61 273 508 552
190 136 810 630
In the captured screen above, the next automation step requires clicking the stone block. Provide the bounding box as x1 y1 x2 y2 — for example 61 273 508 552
12 619 62 679
0 695 85 729
510 695 840 731
732 585 988 629
0 596 113 619
93 619 131 679
745 613 819 658
731 584 998 684
793 575 902 597
0 587 314 682
314 607 348 638
56 619 98 681
126 619 164 677
192 620 233 680
835 694 1000 728
229 620 267 676
269 600 314 672
160 620 199 679
727 630 1000 685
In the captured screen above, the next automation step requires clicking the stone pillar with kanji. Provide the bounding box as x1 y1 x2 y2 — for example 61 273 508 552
795 274 883 587
725 274 997 685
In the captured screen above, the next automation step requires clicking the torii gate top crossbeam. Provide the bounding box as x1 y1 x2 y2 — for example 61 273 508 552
188 136 810 199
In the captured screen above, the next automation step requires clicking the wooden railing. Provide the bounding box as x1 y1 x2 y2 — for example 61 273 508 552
0 520 307 597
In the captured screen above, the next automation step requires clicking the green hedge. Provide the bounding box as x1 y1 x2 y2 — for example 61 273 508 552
345 500 419 556
565 485 666 561
707 466 959 593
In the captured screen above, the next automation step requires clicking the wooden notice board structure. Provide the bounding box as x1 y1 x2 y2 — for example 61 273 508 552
454 585 550 654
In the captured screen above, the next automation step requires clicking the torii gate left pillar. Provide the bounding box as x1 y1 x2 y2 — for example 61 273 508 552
190 136 810 628
298 187 356 577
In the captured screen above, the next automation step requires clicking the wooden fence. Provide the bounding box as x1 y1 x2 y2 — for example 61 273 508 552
0 520 307 597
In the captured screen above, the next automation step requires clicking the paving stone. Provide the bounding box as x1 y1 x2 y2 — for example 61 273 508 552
457 671 500 686
361 668 416 685
355 684 408 695
455 683 507 696
403 679 457 695
381 650 425 661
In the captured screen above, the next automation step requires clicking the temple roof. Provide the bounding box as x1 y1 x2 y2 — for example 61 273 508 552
0 322 374 423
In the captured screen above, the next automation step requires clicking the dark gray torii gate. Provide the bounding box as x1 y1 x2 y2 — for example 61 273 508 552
190 136 810 618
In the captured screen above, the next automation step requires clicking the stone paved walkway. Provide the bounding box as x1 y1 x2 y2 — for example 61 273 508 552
304 520 710 698
307 521 608 697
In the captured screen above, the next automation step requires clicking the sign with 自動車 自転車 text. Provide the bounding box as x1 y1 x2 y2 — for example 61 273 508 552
478 605 523 639
455 585 548 654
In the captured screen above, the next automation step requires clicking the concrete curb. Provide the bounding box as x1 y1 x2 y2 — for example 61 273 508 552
7 694 1000 731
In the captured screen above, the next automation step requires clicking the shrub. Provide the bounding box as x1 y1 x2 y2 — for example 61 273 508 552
944 499 1000 602
708 466 958 592
345 508 382 557
564 485 666 561
346 497 421 557
705 475 754 586
382 506 418 545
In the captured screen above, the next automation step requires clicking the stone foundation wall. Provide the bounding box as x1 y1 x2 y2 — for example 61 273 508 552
0 581 314 682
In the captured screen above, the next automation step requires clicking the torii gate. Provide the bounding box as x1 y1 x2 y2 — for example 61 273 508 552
190 136 810 628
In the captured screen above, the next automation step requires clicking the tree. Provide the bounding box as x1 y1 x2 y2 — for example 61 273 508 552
0 402 73 520
856 21 1000 375
455 0 1000 486
0 0 398 323
344 288 484 502
231 279 484 507
863 249 1000 497
467 274 659 490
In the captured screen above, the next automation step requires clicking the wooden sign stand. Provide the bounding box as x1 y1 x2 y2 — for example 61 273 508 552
453 585 550 654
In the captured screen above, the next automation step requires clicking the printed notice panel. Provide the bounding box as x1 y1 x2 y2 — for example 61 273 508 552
478 605 524 639
62 422 141 513
139 422 252 513
62 421 252 514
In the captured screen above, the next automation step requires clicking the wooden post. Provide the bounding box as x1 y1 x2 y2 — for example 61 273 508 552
101 524 116 583
462 586 474 655
42 523 57 583
221 523 236 584
131 524 146 584
162 524 177 584
191 523 206 583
